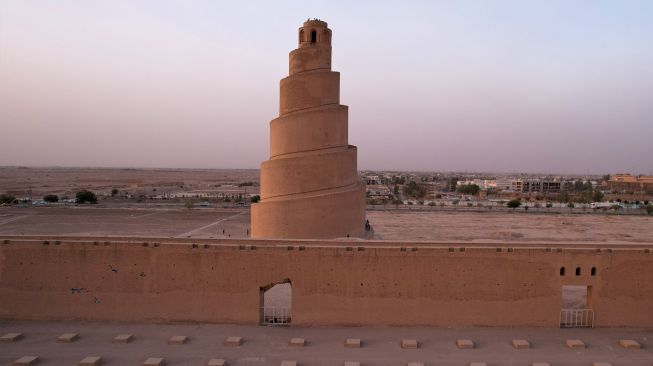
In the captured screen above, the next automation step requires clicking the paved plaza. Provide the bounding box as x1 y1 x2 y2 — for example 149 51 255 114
1 321 652 366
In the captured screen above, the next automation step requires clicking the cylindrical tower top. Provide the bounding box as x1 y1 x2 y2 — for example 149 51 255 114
298 19 332 48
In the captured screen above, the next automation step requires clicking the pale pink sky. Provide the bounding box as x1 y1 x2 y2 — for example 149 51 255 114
1 1 652 174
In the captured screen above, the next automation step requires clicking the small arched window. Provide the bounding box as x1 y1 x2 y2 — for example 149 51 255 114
299 30 305 43
591 267 597 276
575 267 581 276
310 30 317 43
560 267 566 276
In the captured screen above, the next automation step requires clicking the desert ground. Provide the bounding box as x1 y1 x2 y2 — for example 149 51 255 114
0 206 651 243
1 321 652 366
0 167 259 199
367 210 653 243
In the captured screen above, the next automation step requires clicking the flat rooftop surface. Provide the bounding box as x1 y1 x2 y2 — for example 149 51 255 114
1 321 652 366
1 207 652 243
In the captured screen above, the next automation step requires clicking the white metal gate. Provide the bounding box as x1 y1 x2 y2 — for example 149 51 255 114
261 307 291 325
560 309 594 328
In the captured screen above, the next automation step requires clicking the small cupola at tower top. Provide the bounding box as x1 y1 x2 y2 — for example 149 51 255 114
298 18 332 48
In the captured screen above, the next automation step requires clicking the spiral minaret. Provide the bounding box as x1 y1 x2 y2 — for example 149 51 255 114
251 19 366 239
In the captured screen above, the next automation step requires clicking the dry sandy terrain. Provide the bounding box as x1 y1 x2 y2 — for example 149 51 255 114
0 207 251 238
1 321 651 366
368 210 653 243
0 167 258 197
2 207 651 243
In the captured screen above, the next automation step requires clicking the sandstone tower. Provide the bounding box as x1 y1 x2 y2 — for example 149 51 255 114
251 19 366 239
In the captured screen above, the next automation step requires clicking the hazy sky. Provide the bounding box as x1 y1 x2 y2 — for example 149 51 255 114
1 1 652 174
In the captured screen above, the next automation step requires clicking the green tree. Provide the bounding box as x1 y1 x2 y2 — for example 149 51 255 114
403 181 427 199
75 190 97 204
646 205 653 215
111 188 119 196
457 184 480 195
0 194 17 205
43 194 59 203
507 199 521 209
592 189 604 202
250 195 260 203
557 191 570 203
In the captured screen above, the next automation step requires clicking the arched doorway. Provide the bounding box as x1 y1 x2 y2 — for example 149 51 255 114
259 279 291 325
560 284 594 328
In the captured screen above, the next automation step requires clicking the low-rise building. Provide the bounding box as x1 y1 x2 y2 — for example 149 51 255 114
607 174 653 192
511 179 563 194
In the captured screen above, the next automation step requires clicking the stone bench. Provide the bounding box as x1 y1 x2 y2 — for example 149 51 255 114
289 338 306 347
224 336 243 346
566 339 586 349
79 356 102 366
619 339 641 349
401 339 418 349
207 359 226 366
512 339 531 349
457 339 475 349
113 334 133 343
1 332 23 342
57 333 79 343
144 358 165 366
13 356 39 366
168 335 188 345
345 338 361 348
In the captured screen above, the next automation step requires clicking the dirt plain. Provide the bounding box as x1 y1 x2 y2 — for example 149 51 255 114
0 167 259 198
367 210 653 243
1 206 651 243
2 166 652 243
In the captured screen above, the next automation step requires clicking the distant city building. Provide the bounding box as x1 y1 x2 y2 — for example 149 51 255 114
456 179 496 191
447 177 459 192
365 175 381 185
607 174 653 192
511 179 563 194
495 179 512 191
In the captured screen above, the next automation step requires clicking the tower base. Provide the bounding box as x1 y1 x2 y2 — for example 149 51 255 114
251 182 366 239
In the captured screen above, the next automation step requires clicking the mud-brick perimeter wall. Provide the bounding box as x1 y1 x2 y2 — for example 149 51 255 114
0 239 651 327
